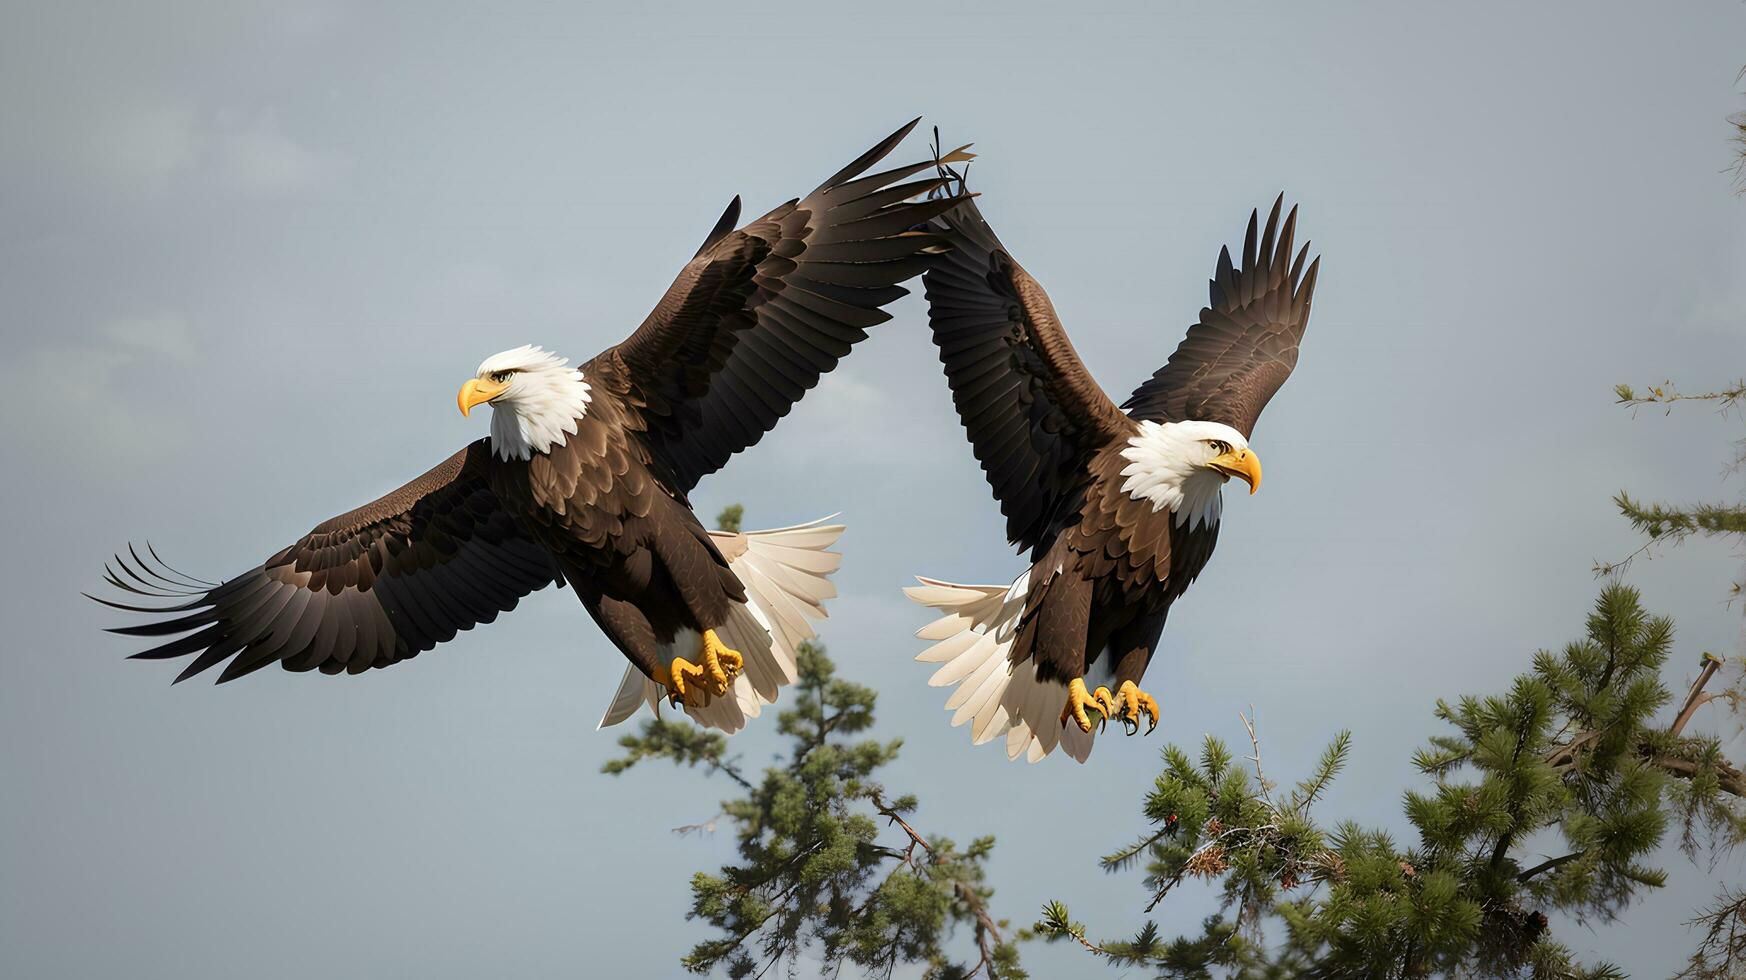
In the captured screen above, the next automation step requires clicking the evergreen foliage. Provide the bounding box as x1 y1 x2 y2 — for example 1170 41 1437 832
1602 380 1746 607
1034 584 1746 978
1731 74 1746 192
613 506 1743 977
606 641 1022 979
714 504 745 534
607 511 1021 978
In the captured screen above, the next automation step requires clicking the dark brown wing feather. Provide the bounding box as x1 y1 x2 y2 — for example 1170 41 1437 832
608 119 971 492
92 440 559 683
1122 196 1320 437
920 195 1129 555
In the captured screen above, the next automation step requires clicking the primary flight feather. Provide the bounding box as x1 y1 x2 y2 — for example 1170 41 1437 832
95 119 972 736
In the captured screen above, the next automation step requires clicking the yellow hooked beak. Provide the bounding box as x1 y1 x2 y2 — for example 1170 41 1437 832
457 377 508 417
1208 447 1262 495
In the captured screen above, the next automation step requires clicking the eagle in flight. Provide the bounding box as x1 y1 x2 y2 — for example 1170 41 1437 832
95 120 971 734
907 192 1318 762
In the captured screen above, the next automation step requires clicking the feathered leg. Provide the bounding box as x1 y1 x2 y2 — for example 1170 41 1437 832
1108 613 1165 735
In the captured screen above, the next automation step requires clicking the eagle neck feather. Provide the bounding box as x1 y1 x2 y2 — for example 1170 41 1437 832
1117 419 1240 531
488 362 594 462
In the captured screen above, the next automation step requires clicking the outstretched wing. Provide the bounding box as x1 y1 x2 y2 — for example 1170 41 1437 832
92 440 560 683
1122 196 1320 437
605 118 972 493
921 195 1129 554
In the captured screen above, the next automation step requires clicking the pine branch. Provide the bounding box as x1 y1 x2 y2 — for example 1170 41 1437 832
1487 705 1539 875
1292 730 1352 813
869 791 1010 979
1144 822 1282 914
1100 829 1172 873
601 719 756 791
1056 583 1742 977
1654 755 1746 798
1613 380 1746 410
1029 902 1176 969
1677 887 1746 978
1602 379 1746 603
1610 494 1746 544
1517 850 1587 883
1546 653 1745 799
610 633 1022 978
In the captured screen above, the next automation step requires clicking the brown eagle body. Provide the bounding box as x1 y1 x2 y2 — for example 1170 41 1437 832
1013 445 1221 689
96 120 971 734
483 358 744 680
909 192 1319 762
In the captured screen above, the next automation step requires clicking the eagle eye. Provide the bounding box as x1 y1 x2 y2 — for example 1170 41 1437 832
1208 439 1231 454
490 371 514 384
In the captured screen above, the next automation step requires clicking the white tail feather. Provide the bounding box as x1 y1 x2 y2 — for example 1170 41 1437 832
597 517 845 733
904 570 1096 763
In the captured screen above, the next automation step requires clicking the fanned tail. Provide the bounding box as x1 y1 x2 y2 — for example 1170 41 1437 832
903 571 1095 763
597 517 845 733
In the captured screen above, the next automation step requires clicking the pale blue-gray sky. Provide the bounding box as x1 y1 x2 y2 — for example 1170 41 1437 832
4 2 1744 977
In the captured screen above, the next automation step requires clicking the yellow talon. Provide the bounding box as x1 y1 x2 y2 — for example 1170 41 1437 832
1093 686 1118 727
700 628 744 697
1058 677 1109 734
665 656 709 707
1116 680 1160 735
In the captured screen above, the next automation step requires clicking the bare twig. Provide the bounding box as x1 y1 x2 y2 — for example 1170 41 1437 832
1593 536 1662 580
673 812 723 837
1677 887 1746 978
1241 708 1275 805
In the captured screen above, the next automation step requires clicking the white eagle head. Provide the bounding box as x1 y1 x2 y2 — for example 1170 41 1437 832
457 345 593 461
1118 419 1262 530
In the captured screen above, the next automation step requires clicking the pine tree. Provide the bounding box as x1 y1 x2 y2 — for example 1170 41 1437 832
603 507 1023 979
1034 584 1746 978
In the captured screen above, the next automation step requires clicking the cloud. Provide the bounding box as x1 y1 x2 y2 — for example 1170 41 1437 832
29 98 343 201
214 109 345 195
1683 241 1746 341
768 367 959 468
102 311 198 362
6 311 201 458
80 99 204 197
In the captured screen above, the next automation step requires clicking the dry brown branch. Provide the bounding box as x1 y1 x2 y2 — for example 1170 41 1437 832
1241 708 1276 805
1672 656 1726 737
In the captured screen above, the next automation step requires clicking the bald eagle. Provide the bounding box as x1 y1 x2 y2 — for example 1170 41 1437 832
95 120 971 734
907 193 1318 762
